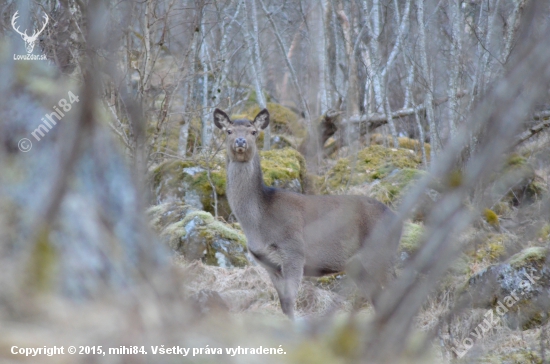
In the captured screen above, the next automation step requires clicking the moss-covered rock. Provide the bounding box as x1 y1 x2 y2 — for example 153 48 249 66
150 148 307 220
260 148 306 190
148 202 249 268
493 154 547 206
150 156 231 218
462 246 550 330
323 145 422 193
368 168 426 205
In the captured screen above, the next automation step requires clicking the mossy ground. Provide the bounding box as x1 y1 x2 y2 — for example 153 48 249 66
508 246 547 268
370 133 431 159
399 222 425 255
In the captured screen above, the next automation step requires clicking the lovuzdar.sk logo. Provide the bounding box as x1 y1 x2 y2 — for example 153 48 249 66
12 10 49 61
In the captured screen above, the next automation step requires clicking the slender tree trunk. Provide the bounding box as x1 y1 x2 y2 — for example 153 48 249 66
336 7 359 118
259 0 310 123
447 0 463 137
141 0 153 95
200 21 212 150
416 0 437 162
501 0 527 64
178 15 201 157
405 59 428 167
211 0 241 108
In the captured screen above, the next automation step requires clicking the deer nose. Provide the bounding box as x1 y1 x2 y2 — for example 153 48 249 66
235 137 247 148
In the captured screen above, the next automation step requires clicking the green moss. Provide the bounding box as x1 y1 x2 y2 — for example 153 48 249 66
482 350 543 364
177 209 247 247
260 148 307 189
506 153 526 166
369 168 425 205
151 148 306 219
156 206 248 267
445 169 463 189
496 153 546 206
538 224 550 241
483 208 499 227
323 145 422 193
492 201 511 216
399 222 425 254
151 158 229 217
370 133 431 159
472 234 508 262
508 246 547 268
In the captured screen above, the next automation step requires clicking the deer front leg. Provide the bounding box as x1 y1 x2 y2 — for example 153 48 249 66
267 248 305 320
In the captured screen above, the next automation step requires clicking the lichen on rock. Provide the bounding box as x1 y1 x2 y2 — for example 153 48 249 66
461 246 550 330
150 147 307 220
148 202 249 268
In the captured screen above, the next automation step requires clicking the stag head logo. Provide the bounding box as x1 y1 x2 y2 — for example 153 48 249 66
11 11 49 54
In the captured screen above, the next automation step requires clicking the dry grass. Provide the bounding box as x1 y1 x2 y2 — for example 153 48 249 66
179 257 351 318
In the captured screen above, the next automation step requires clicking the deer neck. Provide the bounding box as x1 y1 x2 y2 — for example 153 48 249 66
226 153 268 229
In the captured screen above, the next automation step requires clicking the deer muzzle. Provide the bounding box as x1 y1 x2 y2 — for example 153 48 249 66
234 137 247 152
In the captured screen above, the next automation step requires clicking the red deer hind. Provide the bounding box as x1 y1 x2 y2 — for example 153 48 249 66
214 108 402 319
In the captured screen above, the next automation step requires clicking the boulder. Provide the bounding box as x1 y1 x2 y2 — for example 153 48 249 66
323 145 422 193
150 147 307 220
148 202 249 268
493 154 547 206
461 246 550 329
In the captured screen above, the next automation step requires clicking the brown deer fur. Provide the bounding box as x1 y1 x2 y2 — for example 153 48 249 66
213 108 402 319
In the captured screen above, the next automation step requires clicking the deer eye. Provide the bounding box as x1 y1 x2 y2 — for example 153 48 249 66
227 129 233 135
251 131 257 136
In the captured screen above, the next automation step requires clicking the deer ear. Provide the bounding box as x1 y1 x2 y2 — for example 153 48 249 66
213 108 232 129
253 109 269 130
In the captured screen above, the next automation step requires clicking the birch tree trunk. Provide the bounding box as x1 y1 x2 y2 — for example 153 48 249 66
361 0 399 147
241 0 269 149
259 0 310 123
178 17 201 157
211 0 241 109
200 21 212 150
447 0 463 137
415 0 438 162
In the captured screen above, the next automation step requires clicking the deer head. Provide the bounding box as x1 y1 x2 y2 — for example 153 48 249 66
213 108 269 163
12 11 49 54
